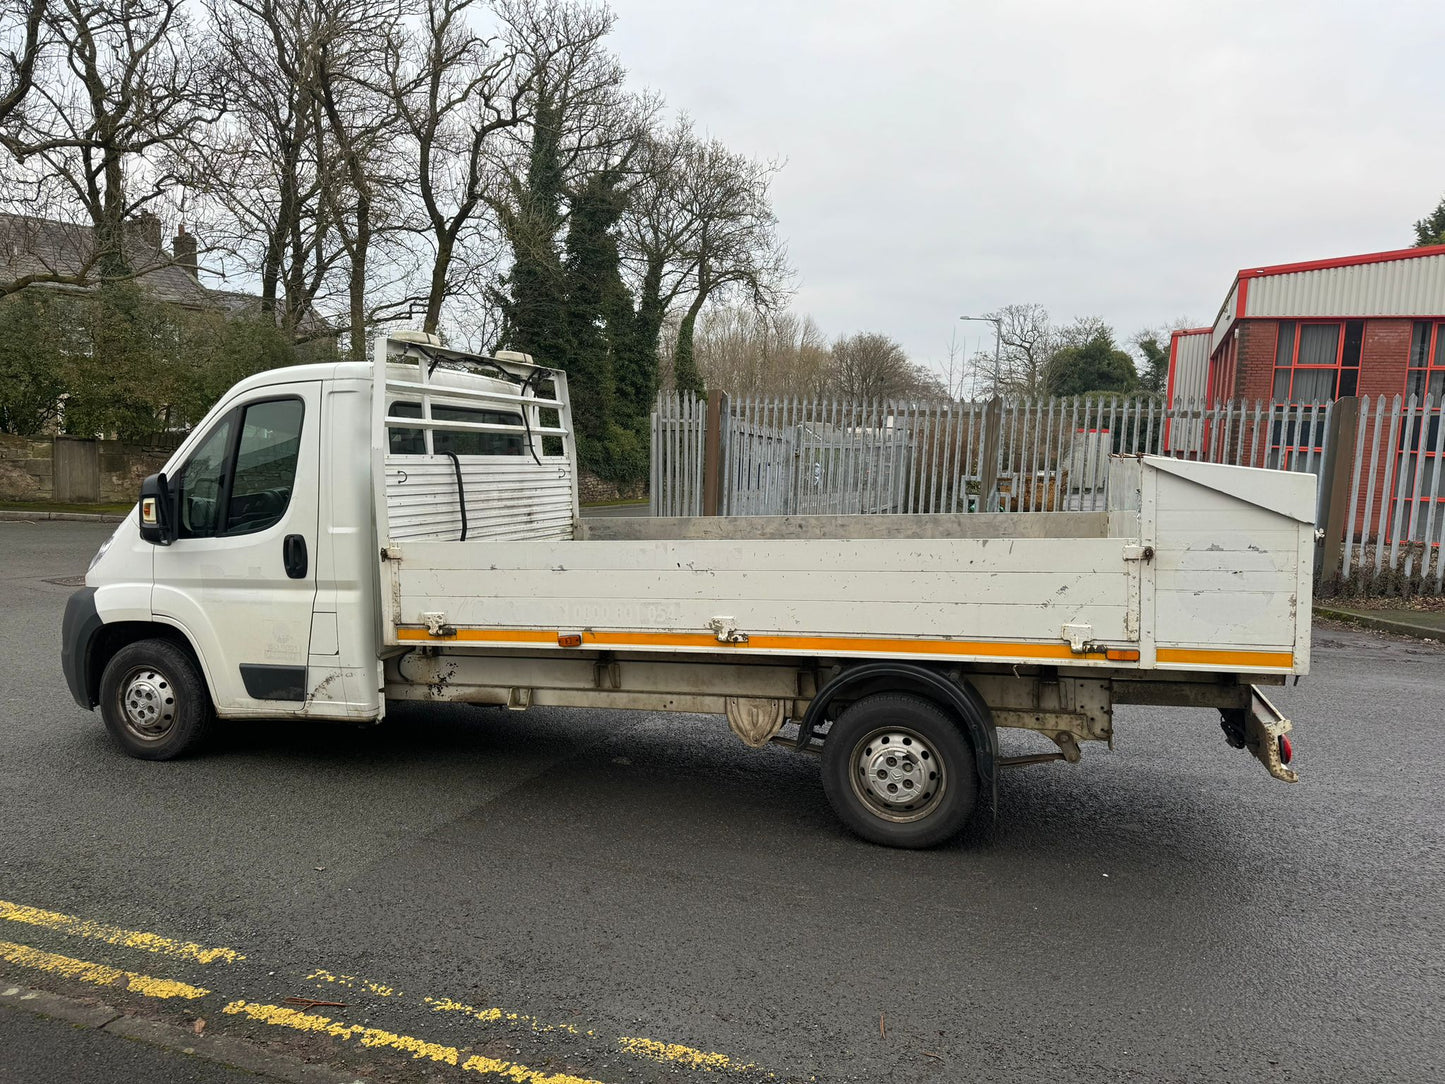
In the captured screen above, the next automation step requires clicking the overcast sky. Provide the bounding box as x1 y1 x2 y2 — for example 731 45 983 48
606 0 1445 369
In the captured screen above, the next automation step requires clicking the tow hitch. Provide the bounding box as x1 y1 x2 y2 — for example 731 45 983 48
1220 687 1298 784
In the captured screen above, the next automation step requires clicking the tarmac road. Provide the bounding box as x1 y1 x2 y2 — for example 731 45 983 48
1 519 1441 1083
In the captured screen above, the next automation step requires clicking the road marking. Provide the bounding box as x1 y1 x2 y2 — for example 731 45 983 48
426 996 584 1035
618 1036 764 1074
0 940 209 1000
0 899 244 965
222 1000 607 1084
308 968 401 998
2 898 778 1080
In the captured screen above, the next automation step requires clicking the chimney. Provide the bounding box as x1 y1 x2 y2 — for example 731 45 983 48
122 211 162 255
173 222 198 277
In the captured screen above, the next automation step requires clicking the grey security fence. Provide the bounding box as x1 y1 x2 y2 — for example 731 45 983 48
1331 395 1445 594
652 392 1334 514
651 390 1445 595
648 390 708 517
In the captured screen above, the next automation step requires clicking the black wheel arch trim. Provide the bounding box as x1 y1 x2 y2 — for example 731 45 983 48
62 600 215 713
799 662 999 792
61 587 103 709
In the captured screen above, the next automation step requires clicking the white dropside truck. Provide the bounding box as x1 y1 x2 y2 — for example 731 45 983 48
63 337 1314 848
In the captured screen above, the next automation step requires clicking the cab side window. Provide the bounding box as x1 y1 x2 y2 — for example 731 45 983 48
174 398 304 539
176 412 236 538
226 399 304 535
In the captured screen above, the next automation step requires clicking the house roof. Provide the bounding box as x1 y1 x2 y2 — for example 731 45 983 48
208 287 334 336
0 212 212 306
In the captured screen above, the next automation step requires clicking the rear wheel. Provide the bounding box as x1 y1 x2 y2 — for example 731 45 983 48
98 639 213 760
821 693 977 849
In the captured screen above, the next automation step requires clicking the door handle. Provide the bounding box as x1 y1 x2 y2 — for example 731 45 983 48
283 534 308 579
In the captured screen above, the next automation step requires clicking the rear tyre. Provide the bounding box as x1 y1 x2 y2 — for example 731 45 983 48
98 639 213 760
821 693 977 849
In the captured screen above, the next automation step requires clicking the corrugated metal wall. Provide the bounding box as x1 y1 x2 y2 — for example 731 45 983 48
1246 253 1445 320
1166 331 1212 454
385 456 575 542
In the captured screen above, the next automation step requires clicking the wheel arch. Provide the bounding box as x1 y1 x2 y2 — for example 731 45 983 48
800 662 998 792
85 621 212 711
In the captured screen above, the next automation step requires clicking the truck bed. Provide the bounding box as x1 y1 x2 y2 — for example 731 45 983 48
380 454 1315 677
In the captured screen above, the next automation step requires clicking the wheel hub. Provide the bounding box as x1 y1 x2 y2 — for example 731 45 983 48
122 669 176 737
851 728 945 821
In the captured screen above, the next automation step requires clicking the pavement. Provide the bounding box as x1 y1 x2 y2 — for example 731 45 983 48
0 993 280 1084
1 519 1443 1083
1314 601 1445 640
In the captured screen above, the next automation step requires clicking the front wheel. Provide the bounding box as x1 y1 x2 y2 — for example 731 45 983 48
98 639 213 760
821 693 978 849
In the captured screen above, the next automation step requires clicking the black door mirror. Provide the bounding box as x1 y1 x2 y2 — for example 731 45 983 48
138 472 176 545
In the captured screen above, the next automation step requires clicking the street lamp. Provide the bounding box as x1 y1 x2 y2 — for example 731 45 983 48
959 314 1002 398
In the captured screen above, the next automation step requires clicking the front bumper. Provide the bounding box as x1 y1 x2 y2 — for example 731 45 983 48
60 587 102 709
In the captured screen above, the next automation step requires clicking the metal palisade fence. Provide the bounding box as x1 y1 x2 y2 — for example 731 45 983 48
651 391 1445 595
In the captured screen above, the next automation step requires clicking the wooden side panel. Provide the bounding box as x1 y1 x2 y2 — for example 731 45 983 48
393 536 1135 648
1151 464 1309 665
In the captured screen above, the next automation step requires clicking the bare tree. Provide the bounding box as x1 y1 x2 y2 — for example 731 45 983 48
682 303 831 397
831 331 945 401
383 0 531 335
2 0 222 283
933 326 977 401
0 0 46 128
314 0 407 358
202 0 346 339
667 134 789 394
971 303 1057 396
613 115 693 406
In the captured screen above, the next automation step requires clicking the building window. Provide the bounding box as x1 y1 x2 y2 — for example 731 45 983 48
1407 321 1445 402
1267 320 1359 471
1393 321 1445 544
1271 319 1362 403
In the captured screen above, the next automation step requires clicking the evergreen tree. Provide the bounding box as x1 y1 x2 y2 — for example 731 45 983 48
1136 336 1170 395
672 302 705 396
560 169 629 446
496 90 568 365
614 253 667 429
1414 194 1445 247
1048 329 1140 396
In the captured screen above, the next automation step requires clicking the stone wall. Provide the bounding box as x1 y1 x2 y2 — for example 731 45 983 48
0 434 53 500
577 469 647 504
97 440 173 502
0 435 173 503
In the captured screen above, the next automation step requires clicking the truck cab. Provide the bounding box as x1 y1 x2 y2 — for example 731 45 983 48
63 342 563 753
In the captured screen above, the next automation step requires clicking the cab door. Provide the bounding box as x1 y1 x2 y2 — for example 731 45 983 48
152 383 321 714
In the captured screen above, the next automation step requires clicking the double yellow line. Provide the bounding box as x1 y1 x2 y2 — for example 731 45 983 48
0 899 230 1000
0 897 774 1082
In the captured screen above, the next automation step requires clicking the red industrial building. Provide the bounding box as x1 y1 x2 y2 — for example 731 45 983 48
1168 243 1445 410
1166 243 1445 547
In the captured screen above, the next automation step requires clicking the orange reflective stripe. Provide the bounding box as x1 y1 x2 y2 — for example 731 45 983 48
397 626 1105 661
1157 647 1294 669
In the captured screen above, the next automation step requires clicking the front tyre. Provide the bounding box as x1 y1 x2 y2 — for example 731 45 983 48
98 639 213 760
821 693 977 849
